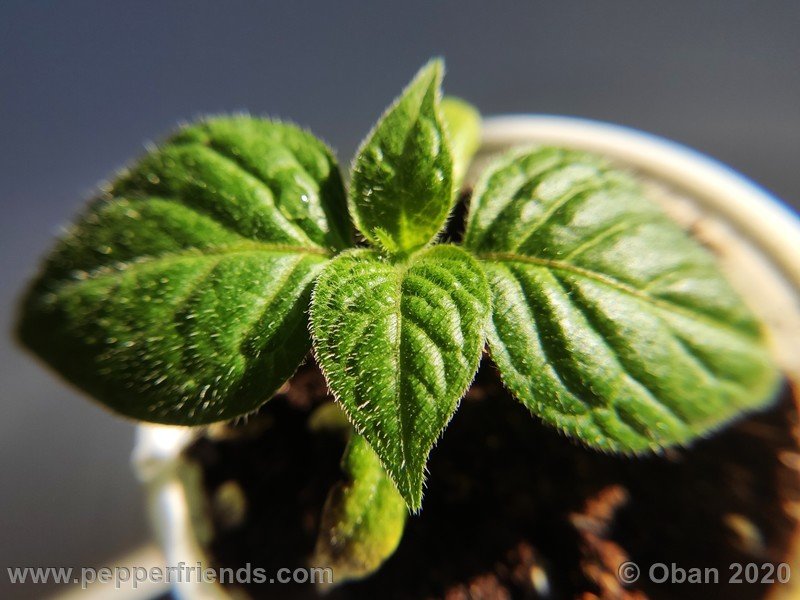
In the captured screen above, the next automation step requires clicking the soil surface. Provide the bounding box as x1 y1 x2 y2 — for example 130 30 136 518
187 361 800 600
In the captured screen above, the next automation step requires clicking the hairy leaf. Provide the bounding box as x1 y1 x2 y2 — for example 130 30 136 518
349 60 453 255
441 96 481 188
310 245 490 509
313 433 406 584
466 147 778 452
18 116 348 424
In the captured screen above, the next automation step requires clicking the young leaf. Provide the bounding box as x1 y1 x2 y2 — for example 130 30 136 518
465 147 778 452
441 96 481 188
17 116 348 425
349 60 454 255
310 245 490 509
313 433 407 584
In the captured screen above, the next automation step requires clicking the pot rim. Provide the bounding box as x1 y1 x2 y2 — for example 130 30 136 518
133 114 800 600
480 115 800 290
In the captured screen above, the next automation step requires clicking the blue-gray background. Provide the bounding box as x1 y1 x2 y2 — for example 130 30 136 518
1 1 798 596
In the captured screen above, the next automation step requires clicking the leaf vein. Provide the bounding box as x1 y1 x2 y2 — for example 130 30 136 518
481 252 754 338
552 274 691 427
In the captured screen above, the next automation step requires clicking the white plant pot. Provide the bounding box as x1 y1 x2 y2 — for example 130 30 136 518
133 115 800 600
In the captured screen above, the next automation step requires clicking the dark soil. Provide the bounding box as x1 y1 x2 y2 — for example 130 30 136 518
187 360 800 600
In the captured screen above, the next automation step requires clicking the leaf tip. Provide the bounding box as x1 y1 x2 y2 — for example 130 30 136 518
397 478 424 514
421 56 445 79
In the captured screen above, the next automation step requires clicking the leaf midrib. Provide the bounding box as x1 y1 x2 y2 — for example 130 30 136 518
51 241 330 292
480 251 755 338
391 260 410 485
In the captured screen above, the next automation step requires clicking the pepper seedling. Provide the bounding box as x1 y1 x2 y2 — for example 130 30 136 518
18 59 778 579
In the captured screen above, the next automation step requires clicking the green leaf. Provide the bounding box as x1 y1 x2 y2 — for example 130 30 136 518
17 116 348 425
310 245 490 509
349 59 454 255
441 96 481 188
465 147 779 452
313 433 407 584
